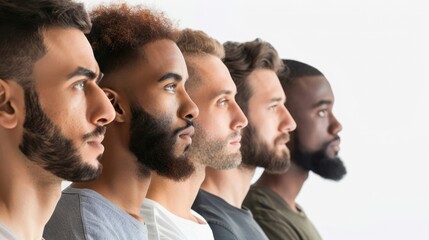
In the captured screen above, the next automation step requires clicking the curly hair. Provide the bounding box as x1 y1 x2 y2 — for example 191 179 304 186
87 4 178 77
223 38 283 114
176 28 224 89
0 0 91 89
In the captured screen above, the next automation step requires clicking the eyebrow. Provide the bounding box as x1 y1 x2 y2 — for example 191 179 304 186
215 90 233 97
312 100 332 108
67 67 97 80
269 97 284 103
158 73 183 82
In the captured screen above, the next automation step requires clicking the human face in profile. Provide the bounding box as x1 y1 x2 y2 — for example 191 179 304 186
241 69 296 173
126 39 199 180
285 75 346 180
185 55 248 169
20 27 115 182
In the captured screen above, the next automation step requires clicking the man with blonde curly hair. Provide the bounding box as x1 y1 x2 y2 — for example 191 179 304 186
141 28 247 240
44 4 198 239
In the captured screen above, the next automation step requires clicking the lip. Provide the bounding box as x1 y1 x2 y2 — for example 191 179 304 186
86 135 105 151
178 126 195 144
329 138 341 152
229 135 242 145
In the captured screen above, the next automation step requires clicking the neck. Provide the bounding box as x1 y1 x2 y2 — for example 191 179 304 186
201 165 256 208
0 149 62 240
146 162 206 222
73 129 150 222
255 161 308 212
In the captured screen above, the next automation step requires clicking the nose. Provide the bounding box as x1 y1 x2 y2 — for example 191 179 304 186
230 101 248 130
329 113 342 135
179 89 199 121
279 105 296 133
87 83 115 126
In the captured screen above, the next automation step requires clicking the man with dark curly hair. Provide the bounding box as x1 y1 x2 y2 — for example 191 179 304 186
192 39 296 240
44 4 198 239
0 0 115 239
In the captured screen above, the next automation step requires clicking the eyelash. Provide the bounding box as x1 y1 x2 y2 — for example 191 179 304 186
268 105 277 111
218 99 228 107
73 80 87 90
164 83 177 92
318 109 328 117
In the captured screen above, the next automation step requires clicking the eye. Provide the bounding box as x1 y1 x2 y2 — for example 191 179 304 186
73 81 86 90
217 99 228 107
318 109 328 117
268 105 278 112
164 83 177 92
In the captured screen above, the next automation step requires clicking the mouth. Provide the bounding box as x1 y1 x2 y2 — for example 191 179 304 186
178 126 195 145
86 135 105 151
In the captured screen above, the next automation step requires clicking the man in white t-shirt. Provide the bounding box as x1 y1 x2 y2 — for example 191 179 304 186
141 29 248 240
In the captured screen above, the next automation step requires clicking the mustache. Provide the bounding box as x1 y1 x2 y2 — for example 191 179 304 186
82 126 106 141
275 133 290 145
172 120 194 137
326 135 341 146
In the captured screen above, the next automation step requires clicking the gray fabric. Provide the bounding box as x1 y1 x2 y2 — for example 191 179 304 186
192 189 268 240
0 223 19 240
44 187 148 240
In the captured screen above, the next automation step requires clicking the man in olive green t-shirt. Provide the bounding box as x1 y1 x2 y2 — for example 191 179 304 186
244 59 346 240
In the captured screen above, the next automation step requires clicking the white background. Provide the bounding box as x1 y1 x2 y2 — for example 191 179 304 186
79 1 429 239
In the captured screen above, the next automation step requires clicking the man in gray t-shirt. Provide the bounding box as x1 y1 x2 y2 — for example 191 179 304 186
45 187 147 239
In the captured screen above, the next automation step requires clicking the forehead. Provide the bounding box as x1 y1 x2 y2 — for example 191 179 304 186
287 75 334 106
189 55 237 96
138 39 188 81
34 27 98 83
248 68 285 101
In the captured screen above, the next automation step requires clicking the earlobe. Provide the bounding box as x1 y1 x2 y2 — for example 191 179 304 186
103 88 126 123
0 79 18 129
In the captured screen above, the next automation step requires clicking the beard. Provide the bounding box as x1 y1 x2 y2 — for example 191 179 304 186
240 123 291 173
19 87 102 182
292 135 347 181
187 123 242 170
128 102 195 181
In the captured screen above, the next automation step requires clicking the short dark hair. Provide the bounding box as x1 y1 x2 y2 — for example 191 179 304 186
223 38 283 114
176 28 224 89
87 4 177 78
0 0 91 89
279 59 323 87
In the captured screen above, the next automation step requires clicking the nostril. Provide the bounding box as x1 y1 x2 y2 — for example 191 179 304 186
185 113 194 121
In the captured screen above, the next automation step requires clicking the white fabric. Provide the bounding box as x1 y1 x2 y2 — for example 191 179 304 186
0 223 19 240
141 198 214 240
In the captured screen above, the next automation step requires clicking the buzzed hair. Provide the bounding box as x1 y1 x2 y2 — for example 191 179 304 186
176 28 224 89
0 0 91 89
279 59 323 87
223 38 283 114
87 4 178 80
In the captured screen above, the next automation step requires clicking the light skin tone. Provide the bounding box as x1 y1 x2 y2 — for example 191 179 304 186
146 54 247 222
256 75 342 212
201 68 296 208
0 27 115 240
73 39 199 221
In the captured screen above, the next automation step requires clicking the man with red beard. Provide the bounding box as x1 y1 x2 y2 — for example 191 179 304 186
0 1 115 239
243 59 346 240
192 39 296 240
44 4 198 240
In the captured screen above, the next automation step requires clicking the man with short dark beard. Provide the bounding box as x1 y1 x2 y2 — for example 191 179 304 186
243 59 346 240
44 4 198 240
0 1 115 239
141 29 248 240
192 39 296 240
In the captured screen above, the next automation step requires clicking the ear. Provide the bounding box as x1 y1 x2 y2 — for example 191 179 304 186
103 88 126 123
0 79 18 129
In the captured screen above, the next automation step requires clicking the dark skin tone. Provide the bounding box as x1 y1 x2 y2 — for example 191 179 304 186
256 75 342 212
